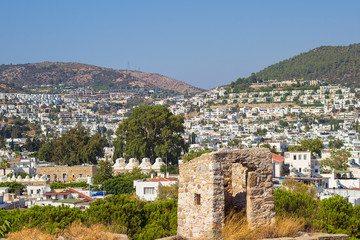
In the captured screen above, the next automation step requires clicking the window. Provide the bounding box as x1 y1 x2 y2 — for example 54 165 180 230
299 154 302 160
293 155 296 160
194 193 201 205
299 168 302 172
144 187 155 195
304 154 307 160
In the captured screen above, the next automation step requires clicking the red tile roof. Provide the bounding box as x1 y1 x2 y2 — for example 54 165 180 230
68 188 94 201
271 153 284 163
144 177 178 182
44 188 94 201
44 191 70 196
10 157 21 162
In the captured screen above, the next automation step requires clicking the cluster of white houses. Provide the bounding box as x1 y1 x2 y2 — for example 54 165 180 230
272 150 360 206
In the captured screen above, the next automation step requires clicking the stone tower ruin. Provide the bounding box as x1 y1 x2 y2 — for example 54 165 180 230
177 149 275 239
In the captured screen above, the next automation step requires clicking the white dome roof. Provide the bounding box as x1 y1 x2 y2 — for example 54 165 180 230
139 158 152 170
113 158 127 171
152 157 165 171
125 158 139 170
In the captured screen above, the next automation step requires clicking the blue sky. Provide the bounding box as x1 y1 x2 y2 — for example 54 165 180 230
1 1 359 89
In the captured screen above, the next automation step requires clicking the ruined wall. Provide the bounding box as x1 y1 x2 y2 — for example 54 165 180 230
177 148 275 239
177 154 224 239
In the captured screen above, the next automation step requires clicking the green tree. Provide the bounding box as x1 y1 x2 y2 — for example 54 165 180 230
299 139 324 157
102 169 148 195
0 182 25 193
328 138 344 149
260 143 278 154
157 184 178 201
114 105 187 164
37 140 54 161
0 159 9 176
274 189 318 227
315 195 360 237
182 147 212 162
160 164 178 174
37 124 105 165
320 149 351 171
93 159 113 185
281 178 317 198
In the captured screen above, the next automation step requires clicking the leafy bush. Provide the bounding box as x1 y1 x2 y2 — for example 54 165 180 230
182 147 212 162
314 195 360 238
274 189 318 227
103 169 148 195
275 188 360 238
0 182 25 193
0 195 177 240
50 182 89 189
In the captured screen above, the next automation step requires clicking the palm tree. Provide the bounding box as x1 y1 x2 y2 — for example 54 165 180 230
0 159 10 176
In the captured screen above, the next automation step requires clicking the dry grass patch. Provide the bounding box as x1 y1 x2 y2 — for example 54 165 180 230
7 228 56 240
222 211 304 240
61 222 123 240
7 223 126 240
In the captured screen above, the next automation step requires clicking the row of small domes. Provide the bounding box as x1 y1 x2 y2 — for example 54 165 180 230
0 175 47 182
113 157 165 171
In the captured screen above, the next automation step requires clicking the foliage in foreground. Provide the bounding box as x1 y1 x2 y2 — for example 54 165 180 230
275 189 360 239
0 195 177 240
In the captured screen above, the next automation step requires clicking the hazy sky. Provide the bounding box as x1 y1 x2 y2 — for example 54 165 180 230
1 1 360 89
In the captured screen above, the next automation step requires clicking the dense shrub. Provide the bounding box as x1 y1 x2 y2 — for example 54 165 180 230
0 195 177 240
274 189 318 226
275 189 360 238
0 182 25 193
102 170 149 195
50 182 89 189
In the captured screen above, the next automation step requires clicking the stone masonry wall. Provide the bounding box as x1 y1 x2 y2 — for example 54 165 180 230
37 165 97 182
177 148 275 239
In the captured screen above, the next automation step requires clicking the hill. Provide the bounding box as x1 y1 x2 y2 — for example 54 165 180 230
0 62 201 94
254 43 360 87
229 43 360 91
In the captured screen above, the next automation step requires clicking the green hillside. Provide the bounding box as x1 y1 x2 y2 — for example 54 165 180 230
256 43 360 86
230 43 360 91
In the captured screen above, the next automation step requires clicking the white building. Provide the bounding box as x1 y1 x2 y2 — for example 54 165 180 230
134 174 178 201
284 151 319 176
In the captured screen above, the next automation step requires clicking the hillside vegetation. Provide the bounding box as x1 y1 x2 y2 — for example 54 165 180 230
255 43 360 87
230 43 360 92
0 62 201 94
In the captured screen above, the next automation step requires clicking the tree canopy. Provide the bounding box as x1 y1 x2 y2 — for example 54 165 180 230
102 169 148 195
320 149 351 171
114 105 187 164
289 139 324 157
37 123 105 165
93 159 113 185
328 138 344 149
